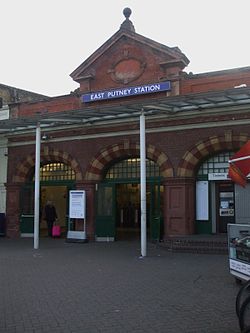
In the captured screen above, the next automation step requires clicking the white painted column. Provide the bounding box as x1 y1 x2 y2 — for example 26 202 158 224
34 123 41 249
140 110 147 257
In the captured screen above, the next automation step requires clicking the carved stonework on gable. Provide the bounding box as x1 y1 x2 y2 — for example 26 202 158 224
108 49 146 84
70 8 189 92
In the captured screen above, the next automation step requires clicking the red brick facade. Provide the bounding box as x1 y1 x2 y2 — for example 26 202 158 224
4 12 250 239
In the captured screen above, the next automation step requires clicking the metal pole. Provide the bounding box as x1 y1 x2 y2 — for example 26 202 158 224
229 155 250 163
140 110 147 257
34 123 41 249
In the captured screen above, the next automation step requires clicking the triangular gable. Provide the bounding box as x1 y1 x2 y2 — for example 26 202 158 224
70 10 189 93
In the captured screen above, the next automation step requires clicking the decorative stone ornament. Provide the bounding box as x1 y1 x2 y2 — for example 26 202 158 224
108 52 146 84
120 7 135 32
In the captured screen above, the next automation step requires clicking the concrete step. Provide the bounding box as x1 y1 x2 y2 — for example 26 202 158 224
160 237 228 254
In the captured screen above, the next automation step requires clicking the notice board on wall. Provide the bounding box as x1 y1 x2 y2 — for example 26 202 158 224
196 181 209 220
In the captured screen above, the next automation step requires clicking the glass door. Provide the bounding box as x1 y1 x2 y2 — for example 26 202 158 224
95 183 116 241
149 182 163 241
20 184 35 235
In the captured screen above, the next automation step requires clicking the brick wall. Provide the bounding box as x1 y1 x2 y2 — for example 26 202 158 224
181 67 250 94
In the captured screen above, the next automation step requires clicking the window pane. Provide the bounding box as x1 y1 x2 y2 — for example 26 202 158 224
32 163 76 181
197 151 233 176
105 158 160 179
97 187 113 215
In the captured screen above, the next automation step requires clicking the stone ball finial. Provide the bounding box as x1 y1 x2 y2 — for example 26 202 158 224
120 7 135 32
123 7 132 19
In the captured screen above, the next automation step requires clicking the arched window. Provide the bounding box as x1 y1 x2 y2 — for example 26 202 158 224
105 158 161 180
32 163 76 181
197 151 232 176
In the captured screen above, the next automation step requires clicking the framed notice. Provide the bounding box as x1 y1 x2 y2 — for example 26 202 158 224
69 190 86 219
196 181 209 220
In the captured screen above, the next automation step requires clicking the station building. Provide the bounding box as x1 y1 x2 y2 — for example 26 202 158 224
2 8 250 240
0 84 46 235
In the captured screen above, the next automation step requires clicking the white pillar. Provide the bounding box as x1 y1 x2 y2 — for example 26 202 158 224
34 123 41 249
140 111 147 257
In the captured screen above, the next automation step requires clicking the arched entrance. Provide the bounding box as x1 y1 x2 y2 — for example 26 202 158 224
196 151 235 234
20 162 76 237
95 157 163 241
177 133 249 235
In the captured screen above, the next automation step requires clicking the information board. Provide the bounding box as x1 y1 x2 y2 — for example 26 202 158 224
69 190 86 219
196 181 209 220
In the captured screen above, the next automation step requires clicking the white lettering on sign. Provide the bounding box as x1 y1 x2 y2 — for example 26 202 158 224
90 92 105 101
82 81 171 103
134 84 160 94
107 88 132 98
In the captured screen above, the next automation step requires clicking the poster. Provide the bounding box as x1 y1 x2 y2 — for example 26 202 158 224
69 190 86 219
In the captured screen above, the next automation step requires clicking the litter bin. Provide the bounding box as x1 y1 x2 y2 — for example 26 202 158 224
0 213 6 236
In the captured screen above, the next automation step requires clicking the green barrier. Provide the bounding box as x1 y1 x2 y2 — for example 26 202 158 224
20 215 34 234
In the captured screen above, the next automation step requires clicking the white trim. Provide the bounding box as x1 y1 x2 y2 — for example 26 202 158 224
21 233 34 238
6 117 250 148
67 231 86 240
95 236 114 242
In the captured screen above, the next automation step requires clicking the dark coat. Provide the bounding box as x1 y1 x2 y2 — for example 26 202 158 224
44 204 57 222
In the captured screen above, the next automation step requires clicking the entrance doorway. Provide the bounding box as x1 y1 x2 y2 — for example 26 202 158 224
95 181 163 241
116 184 140 240
40 185 68 236
95 157 163 241
20 162 75 237
116 183 164 240
197 151 236 234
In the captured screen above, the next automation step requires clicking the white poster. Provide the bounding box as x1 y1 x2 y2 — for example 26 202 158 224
196 181 209 220
69 190 86 219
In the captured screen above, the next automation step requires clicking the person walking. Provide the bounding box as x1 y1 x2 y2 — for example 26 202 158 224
44 200 58 237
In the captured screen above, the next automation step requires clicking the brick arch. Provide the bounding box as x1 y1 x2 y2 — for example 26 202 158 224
13 148 83 183
84 141 173 181
177 132 249 177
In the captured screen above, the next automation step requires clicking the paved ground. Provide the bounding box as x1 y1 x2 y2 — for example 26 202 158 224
0 237 242 332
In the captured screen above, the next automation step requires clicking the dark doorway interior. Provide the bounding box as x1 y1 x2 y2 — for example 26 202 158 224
116 184 141 240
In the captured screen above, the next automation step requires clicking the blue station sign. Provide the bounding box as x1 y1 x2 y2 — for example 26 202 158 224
82 81 171 103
